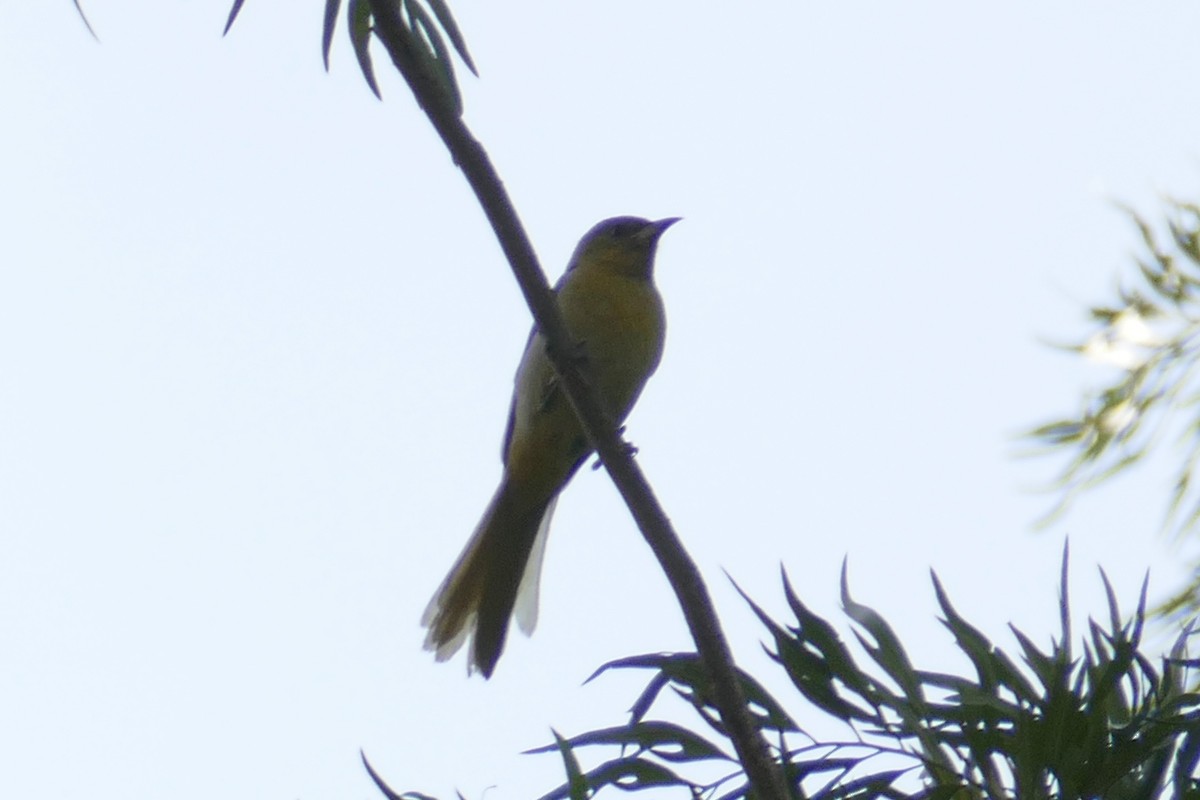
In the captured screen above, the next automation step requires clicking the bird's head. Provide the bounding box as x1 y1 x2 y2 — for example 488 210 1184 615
566 216 681 279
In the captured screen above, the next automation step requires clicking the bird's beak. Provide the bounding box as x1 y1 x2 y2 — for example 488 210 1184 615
644 217 682 241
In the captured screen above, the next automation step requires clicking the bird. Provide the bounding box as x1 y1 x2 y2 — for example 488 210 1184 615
421 215 679 678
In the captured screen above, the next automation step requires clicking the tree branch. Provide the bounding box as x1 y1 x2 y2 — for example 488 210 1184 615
363 5 788 798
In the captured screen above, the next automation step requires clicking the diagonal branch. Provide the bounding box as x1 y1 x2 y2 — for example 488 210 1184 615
362 3 788 799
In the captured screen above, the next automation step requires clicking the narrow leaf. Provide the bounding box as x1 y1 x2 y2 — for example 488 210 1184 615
360 750 413 800
537 757 690 800
841 560 924 703
782 567 874 697
1059 540 1072 660
424 0 478 75
404 0 463 115
322 0 342 70
72 0 99 39
932 572 1002 688
223 0 246 35
348 0 382 98
550 730 589 800
525 722 731 764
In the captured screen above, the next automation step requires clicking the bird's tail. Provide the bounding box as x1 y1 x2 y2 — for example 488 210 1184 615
421 477 557 677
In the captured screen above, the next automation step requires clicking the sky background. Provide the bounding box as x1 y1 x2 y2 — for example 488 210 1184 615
2 2 1199 798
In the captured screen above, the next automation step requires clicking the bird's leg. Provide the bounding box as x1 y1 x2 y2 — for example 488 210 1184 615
549 337 635 468
540 337 592 413
545 337 591 371
537 376 559 413
591 429 637 470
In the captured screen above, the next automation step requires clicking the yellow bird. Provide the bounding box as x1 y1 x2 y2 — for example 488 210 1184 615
422 216 679 677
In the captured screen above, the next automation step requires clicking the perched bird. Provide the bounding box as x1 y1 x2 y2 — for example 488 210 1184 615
421 215 679 677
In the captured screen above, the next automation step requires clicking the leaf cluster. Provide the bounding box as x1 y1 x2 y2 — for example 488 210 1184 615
1029 201 1200 538
530 555 1200 800
224 0 475 108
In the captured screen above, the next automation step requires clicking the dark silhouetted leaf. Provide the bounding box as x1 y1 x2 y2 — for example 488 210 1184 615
348 0 381 98
536 756 689 800
423 0 477 75
223 0 246 35
72 0 98 39
526 721 730 764
842 560 925 705
550 729 589 800
361 750 436 800
323 0 342 70
402 0 462 115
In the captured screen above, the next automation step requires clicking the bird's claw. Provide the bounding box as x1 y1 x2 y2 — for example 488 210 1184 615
590 436 638 470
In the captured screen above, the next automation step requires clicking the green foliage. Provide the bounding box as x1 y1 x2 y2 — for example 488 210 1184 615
362 555 1197 799
1028 198 1200 620
221 0 476 105
1029 200 1200 536
533 554 1200 800
329 0 476 106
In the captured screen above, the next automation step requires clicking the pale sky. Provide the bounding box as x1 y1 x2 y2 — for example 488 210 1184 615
3 2 1199 798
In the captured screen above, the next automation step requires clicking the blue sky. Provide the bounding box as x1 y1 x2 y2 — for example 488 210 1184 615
2 2 1199 798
